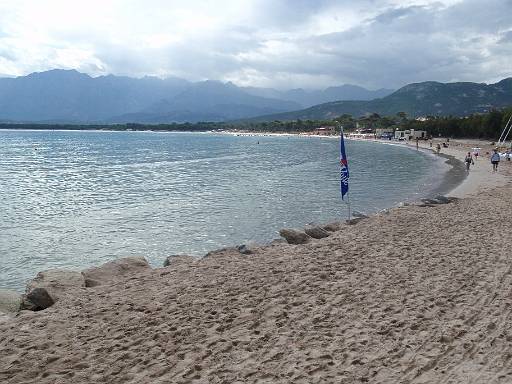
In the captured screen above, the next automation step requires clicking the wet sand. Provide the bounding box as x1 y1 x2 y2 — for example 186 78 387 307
1 140 512 383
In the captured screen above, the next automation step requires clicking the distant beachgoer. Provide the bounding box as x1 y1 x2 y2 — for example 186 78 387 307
506 149 511 161
491 149 500 172
415 138 419 150
473 151 479 161
436 143 441 154
464 152 474 172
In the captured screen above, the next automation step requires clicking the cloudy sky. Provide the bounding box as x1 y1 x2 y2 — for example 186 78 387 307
0 0 511 89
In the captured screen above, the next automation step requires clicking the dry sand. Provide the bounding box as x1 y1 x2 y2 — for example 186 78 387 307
1 141 512 383
409 138 509 198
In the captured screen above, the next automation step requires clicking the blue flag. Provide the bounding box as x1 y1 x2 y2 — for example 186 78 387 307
340 130 349 200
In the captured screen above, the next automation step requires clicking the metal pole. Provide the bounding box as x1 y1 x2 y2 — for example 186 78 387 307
347 191 351 222
501 115 512 147
498 114 512 145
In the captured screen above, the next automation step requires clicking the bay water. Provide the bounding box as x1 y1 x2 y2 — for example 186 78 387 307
0 130 452 291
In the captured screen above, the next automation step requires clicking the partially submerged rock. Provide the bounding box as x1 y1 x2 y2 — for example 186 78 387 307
401 195 458 208
304 225 330 239
433 195 451 204
279 228 311 244
163 254 197 267
82 257 150 287
0 289 22 313
22 269 85 311
420 198 440 205
419 195 458 206
204 247 240 258
237 241 260 255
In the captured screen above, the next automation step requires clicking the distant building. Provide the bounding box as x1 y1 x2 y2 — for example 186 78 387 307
394 129 427 140
313 126 336 135
349 128 375 139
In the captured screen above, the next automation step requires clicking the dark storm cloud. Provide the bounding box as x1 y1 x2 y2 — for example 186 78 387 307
227 0 512 88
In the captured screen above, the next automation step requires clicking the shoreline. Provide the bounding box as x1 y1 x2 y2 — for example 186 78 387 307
232 130 509 199
220 129 473 199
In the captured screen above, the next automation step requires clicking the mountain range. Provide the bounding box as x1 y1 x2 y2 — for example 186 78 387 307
241 85 393 108
1 70 510 123
250 79 512 121
0 69 392 123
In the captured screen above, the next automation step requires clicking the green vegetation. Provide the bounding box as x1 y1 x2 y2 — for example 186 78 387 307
401 109 512 139
1 107 511 139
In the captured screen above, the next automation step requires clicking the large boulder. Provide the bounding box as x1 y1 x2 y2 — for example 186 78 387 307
322 221 344 232
304 225 330 239
163 254 197 267
352 211 369 219
82 257 150 287
24 288 54 311
279 228 311 245
22 269 85 311
0 289 22 313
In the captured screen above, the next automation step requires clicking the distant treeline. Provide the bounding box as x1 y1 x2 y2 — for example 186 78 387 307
229 119 338 132
1 108 511 139
400 109 512 139
0 119 337 133
0 122 227 131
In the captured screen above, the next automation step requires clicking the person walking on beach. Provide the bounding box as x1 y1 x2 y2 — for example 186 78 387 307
491 149 500 172
436 143 441 154
465 152 474 172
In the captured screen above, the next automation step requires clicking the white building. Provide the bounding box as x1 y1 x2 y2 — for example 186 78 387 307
394 129 427 140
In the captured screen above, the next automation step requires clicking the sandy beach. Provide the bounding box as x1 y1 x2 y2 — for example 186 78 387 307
1 139 512 383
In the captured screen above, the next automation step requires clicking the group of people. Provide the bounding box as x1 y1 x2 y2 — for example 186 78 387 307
464 148 506 173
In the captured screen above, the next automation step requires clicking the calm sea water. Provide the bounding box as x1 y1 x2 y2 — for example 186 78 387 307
0 130 451 291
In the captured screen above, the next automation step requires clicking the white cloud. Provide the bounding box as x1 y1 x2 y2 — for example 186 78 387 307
0 0 510 88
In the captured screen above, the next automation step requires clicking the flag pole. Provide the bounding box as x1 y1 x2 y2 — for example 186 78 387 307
347 188 351 222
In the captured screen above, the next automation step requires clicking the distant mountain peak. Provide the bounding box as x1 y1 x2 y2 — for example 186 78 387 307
248 78 512 122
0 69 302 123
25 68 91 80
